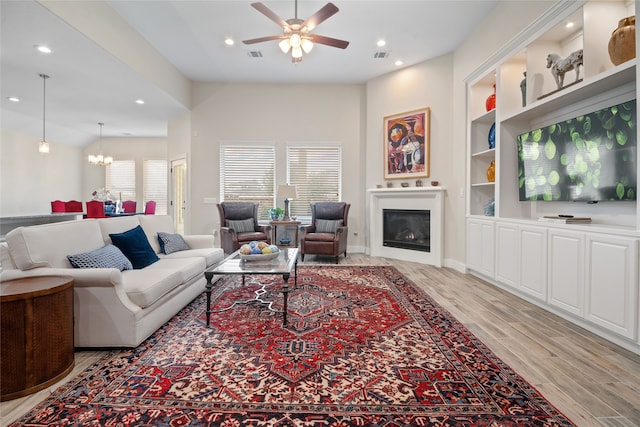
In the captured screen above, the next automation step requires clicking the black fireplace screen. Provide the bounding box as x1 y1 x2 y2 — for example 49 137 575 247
383 209 430 252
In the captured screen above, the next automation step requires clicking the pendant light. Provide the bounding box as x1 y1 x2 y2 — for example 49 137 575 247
38 74 50 153
88 122 113 166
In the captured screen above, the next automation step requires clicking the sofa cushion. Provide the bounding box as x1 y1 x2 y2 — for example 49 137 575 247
227 218 255 233
137 215 176 254
305 232 336 242
160 247 224 267
144 257 205 283
109 225 159 269
68 244 133 271
97 216 143 244
121 269 183 308
158 232 191 255
6 220 105 270
315 219 342 233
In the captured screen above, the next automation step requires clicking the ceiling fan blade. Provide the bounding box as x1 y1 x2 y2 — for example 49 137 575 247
243 35 285 45
251 2 289 28
308 34 349 49
302 2 339 31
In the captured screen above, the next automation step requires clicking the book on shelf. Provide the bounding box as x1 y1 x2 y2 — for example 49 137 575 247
538 216 592 224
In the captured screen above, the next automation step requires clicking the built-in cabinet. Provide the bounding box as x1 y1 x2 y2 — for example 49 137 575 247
466 0 640 354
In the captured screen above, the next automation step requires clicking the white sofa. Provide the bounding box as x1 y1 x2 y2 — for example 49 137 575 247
0 215 224 348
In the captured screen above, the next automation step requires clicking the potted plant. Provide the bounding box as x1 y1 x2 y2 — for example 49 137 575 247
268 207 284 220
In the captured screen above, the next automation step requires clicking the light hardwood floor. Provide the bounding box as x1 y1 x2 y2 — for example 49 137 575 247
2 254 639 426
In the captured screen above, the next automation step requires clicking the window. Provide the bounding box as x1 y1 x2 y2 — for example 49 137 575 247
220 144 275 221
144 160 168 215
287 144 342 219
106 160 135 201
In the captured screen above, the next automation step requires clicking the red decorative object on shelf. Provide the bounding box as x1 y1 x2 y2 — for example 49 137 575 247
485 84 496 111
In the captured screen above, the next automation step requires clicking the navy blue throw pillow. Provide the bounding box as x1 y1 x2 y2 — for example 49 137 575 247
109 225 159 269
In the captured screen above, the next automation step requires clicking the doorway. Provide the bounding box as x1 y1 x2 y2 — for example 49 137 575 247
171 157 187 234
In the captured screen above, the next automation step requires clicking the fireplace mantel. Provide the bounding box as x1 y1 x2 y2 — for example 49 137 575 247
367 187 444 267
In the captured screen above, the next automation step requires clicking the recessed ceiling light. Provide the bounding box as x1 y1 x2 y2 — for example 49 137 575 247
566 22 574 28
34 45 52 54
7 96 20 102
225 37 235 46
135 99 145 105
377 39 386 47
394 60 404 66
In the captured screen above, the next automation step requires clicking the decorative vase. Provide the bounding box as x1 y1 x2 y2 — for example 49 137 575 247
485 84 496 111
486 160 496 182
488 123 496 149
608 15 636 65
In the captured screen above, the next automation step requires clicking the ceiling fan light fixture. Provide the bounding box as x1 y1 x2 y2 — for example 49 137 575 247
291 45 303 58
301 38 313 53
279 38 291 53
289 33 302 48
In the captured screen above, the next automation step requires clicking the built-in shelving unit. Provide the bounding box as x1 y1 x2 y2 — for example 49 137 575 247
465 0 640 355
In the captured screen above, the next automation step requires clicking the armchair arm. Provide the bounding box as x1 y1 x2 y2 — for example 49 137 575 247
334 226 348 241
219 226 238 254
300 225 315 238
256 224 272 235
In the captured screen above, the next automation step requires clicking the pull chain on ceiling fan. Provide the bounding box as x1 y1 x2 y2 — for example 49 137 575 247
243 0 349 63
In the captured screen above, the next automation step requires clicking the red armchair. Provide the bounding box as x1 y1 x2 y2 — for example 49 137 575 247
301 202 350 263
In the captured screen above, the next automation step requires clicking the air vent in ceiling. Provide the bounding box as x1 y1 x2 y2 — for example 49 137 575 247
374 51 390 59
247 50 263 58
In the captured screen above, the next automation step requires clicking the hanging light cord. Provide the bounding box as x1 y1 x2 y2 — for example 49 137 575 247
40 74 49 142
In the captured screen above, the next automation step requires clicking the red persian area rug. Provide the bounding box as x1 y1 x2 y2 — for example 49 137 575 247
11 266 576 426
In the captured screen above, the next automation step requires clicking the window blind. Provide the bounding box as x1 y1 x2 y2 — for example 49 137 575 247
144 159 168 215
220 144 275 221
106 160 135 202
287 144 342 218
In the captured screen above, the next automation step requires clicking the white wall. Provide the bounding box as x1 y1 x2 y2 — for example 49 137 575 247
1 129 82 216
365 54 455 262
184 82 366 249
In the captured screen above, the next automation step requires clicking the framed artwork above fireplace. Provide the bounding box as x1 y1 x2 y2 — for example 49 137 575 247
383 107 430 180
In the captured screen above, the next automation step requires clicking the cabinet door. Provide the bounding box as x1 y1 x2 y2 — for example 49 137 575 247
519 225 547 301
548 230 584 317
467 219 495 278
495 222 518 288
585 234 638 340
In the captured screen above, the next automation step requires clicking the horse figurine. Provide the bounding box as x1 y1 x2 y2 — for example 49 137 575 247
546 49 583 90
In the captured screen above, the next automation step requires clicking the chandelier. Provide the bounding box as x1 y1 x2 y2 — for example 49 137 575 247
38 73 49 153
88 122 113 166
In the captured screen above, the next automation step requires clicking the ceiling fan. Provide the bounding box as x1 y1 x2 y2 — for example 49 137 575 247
243 0 349 63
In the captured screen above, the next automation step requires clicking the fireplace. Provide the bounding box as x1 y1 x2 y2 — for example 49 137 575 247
367 187 443 266
383 209 430 252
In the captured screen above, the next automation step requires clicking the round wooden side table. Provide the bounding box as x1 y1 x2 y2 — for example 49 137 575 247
1 275 75 401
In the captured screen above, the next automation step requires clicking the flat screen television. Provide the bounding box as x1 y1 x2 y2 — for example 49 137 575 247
517 99 637 202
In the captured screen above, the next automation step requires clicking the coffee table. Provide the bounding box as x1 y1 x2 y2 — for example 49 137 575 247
204 247 299 327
